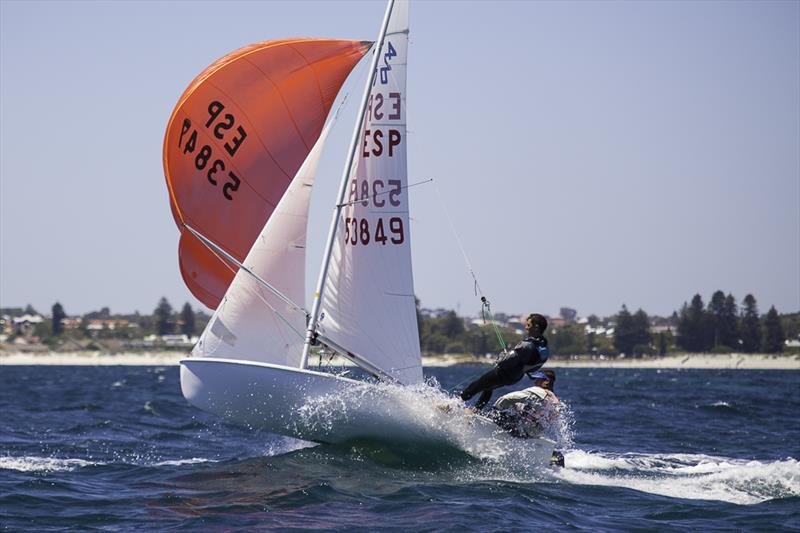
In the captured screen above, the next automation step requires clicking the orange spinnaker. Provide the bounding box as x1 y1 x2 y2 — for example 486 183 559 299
163 39 369 309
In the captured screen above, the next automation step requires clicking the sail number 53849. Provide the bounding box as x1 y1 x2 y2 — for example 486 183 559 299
343 217 404 246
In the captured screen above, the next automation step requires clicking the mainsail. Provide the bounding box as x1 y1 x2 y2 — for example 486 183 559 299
316 1 423 385
163 39 369 309
192 122 333 366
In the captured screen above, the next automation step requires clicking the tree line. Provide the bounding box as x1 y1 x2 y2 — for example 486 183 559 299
3 298 209 345
417 291 795 357
7 291 796 356
673 292 786 354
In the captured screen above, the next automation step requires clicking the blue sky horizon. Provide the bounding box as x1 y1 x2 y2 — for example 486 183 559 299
1 0 798 319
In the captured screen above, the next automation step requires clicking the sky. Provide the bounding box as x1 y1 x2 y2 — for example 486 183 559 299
1 0 798 320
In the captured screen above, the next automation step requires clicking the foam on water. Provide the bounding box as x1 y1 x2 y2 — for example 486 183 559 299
555 450 800 505
0 456 99 473
0 454 226 471
294 378 571 468
262 435 317 457
151 457 213 467
294 378 491 450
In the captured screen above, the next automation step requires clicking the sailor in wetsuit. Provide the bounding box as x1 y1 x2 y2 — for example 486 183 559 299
460 313 550 409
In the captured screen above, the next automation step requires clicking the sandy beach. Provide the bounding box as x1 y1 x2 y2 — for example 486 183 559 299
1 351 798 369
542 353 800 370
424 353 800 369
0 351 185 366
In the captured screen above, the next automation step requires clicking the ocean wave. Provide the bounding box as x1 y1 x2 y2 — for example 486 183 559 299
292 378 570 466
695 400 743 414
151 457 214 467
262 436 317 457
0 455 100 473
0 454 226 471
556 450 800 505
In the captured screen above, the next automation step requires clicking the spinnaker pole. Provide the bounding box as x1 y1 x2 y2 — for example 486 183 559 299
300 0 396 369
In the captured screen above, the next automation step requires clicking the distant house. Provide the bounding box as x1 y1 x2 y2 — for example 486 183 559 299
467 318 486 329
467 315 522 333
58 338 96 351
584 324 615 338
12 314 44 337
161 334 191 346
138 334 197 348
85 319 139 331
649 324 673 335
62 318 83 329
507 316 525 333
86 321 104 332
420 308 458 319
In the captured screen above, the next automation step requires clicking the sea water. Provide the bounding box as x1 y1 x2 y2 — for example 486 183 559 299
1 365 798 531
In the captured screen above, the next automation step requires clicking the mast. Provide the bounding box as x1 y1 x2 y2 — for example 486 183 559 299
300 0 396 369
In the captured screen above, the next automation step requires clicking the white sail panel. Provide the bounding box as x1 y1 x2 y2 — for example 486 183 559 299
193 124 333 366
318 1 422 385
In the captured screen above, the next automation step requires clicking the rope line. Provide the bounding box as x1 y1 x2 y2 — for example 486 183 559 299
337 178 433 208
433 181 507 354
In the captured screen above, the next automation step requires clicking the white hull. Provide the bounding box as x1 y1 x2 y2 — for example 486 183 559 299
180 358 556 463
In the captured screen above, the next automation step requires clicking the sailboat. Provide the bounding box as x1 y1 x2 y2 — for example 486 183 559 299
163 0 555 461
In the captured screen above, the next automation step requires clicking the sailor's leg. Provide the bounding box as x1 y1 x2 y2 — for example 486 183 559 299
475 388 495 409
460 368 497 401
460 376 481 401
460 380 480 401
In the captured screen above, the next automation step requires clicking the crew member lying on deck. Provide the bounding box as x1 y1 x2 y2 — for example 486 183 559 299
488 370 560 438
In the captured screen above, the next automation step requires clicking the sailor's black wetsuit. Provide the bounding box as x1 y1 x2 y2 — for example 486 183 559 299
460 336 549 409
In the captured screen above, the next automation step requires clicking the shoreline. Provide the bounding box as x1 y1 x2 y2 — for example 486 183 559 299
424 353 800 369
1 351 798 369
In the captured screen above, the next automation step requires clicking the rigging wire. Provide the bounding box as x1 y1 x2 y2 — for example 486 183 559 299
433 180 508 354
184 223 308 316
186 225 307 342
337 178 433 208
480 296 508 354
